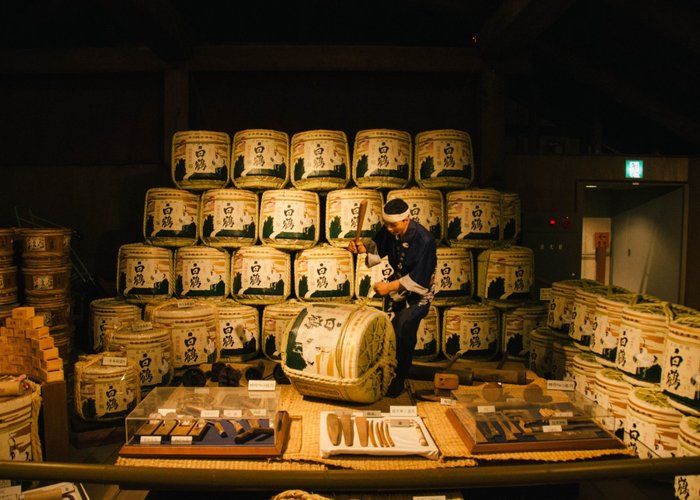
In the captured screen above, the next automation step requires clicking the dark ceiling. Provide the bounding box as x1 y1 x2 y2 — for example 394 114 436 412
1 0 699 155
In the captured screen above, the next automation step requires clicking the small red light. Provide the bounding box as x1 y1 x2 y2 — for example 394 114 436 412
548 218 557 226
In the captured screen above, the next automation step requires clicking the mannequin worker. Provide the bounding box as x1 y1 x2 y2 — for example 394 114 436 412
348 198 437 397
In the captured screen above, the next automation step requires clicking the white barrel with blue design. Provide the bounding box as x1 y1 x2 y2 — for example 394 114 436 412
291 130 350 191
281 302 396 403
231 129 289 190
117 243 173 304
433 246 473 307
199 188 258 248
325 189 383 248
352 129 411 189
414 129 473 190
143 188 199 247
171 130 230 191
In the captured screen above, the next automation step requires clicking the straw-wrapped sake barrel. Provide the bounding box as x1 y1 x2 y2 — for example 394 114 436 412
259 189 319 250
354 254 393 308
174 245 230 299
414 129 473 189
262 300 306 361
294 244 353 302
214 299 260 362
476 246 533 305
116 243 173 304
231 245 291 305
445 189 501 248
433 246 473 307
231 129 289 190
89 297 141 352
0 378 41 462
352 129 411 189
281 303 396 403
199 188 258 248
291 130 350 191
442 304 499 361
414 305 440 361
325 189 383 248
143 188 198 247
171 130 230 190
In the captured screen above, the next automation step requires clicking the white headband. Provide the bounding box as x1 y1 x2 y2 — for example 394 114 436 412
382 208 410 223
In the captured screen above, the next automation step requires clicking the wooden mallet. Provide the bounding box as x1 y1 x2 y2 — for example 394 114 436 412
354 199 368 245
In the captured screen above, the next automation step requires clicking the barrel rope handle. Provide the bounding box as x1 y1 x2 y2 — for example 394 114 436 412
662 301 675 323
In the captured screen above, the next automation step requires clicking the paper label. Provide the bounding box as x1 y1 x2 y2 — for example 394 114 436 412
364 410 382 418
224 409 242 418
542 424 562 433
102 356 128 367
140 435 162 444
248 380 276 391
539 287 552 301
440 398 455 406
158 408 177 416
200 410 219 418
546 379 575 391
390 406 417 417
549 418 569 426
477 405 496 414
251 408 268 417
171 436 192 445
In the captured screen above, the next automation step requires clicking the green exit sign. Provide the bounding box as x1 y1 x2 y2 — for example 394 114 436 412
625 160 644 179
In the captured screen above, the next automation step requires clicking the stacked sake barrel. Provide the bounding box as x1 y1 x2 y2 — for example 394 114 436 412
0 228 18 322
18 228 74 362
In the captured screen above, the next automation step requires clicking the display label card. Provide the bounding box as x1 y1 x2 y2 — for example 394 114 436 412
542 424 563 433
131 321 153 332
140 435 162 444
200 410 219 418
248 380 276 391
102 356 127 367
554 411 575 418
389 418 412 427
477 405 496 414
158 408 177 416
251 408 268 417
440 398 455 406
177 300 196 308
194 387 210 394
390 406 417 417
539 287 552 301
549 418 569 426
171 436 193 445
223 409 242 418
364 410 382 418
546 380 575 391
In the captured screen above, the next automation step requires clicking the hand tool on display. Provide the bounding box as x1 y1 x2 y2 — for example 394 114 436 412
230 419 246 436
493 413 518 441
368 420 377 447
354 199 368 244
412 421 428 446
135 418 162 436
383 421 395 447
497 411 523 436
170 419 196 436
340 413 354 446
326 413 342 446
188 419 208 439
355 415 369 447
153 419 178 436
375 419 387 447
209 420 228 437
476 414 499 438
448 406 488 443
408 363 528 386
234 418 275 444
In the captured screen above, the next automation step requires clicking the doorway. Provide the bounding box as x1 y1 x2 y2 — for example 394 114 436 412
579 182 685 303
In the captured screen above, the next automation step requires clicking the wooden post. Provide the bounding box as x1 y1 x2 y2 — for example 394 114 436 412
40 380 70 462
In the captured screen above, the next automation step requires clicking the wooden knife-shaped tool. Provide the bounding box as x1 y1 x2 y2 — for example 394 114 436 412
368 420 377 447
340 413 354 447
327 413 342 446
356 415 369 447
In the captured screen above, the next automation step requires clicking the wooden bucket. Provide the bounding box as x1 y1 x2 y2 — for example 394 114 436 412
281 303 396 403
259 189 319 250
214 299 260 362
262 300 306 361
442 304 499 361
414 129 473 189
74 352 141 422
0 266 18 305
21 264 71 300
231 245 291 305
171 130 230 190
0 228 16 265
117 243 173 304
325 188 383 248
352 129 411 189
144 299 218 369
433 246 473 307
143 188 199 247
174 245 230 300
89 297 142 353
386 187 444 243
199 188 258 248
19 228 71 267
445 189 501 248
291 130 350 191
232 129 289 190
107 320 173 390
294 244 353 303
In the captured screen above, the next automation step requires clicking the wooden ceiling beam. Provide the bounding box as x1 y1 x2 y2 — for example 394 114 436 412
0 45 487 74
478 0 577 59
536 43 700 147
